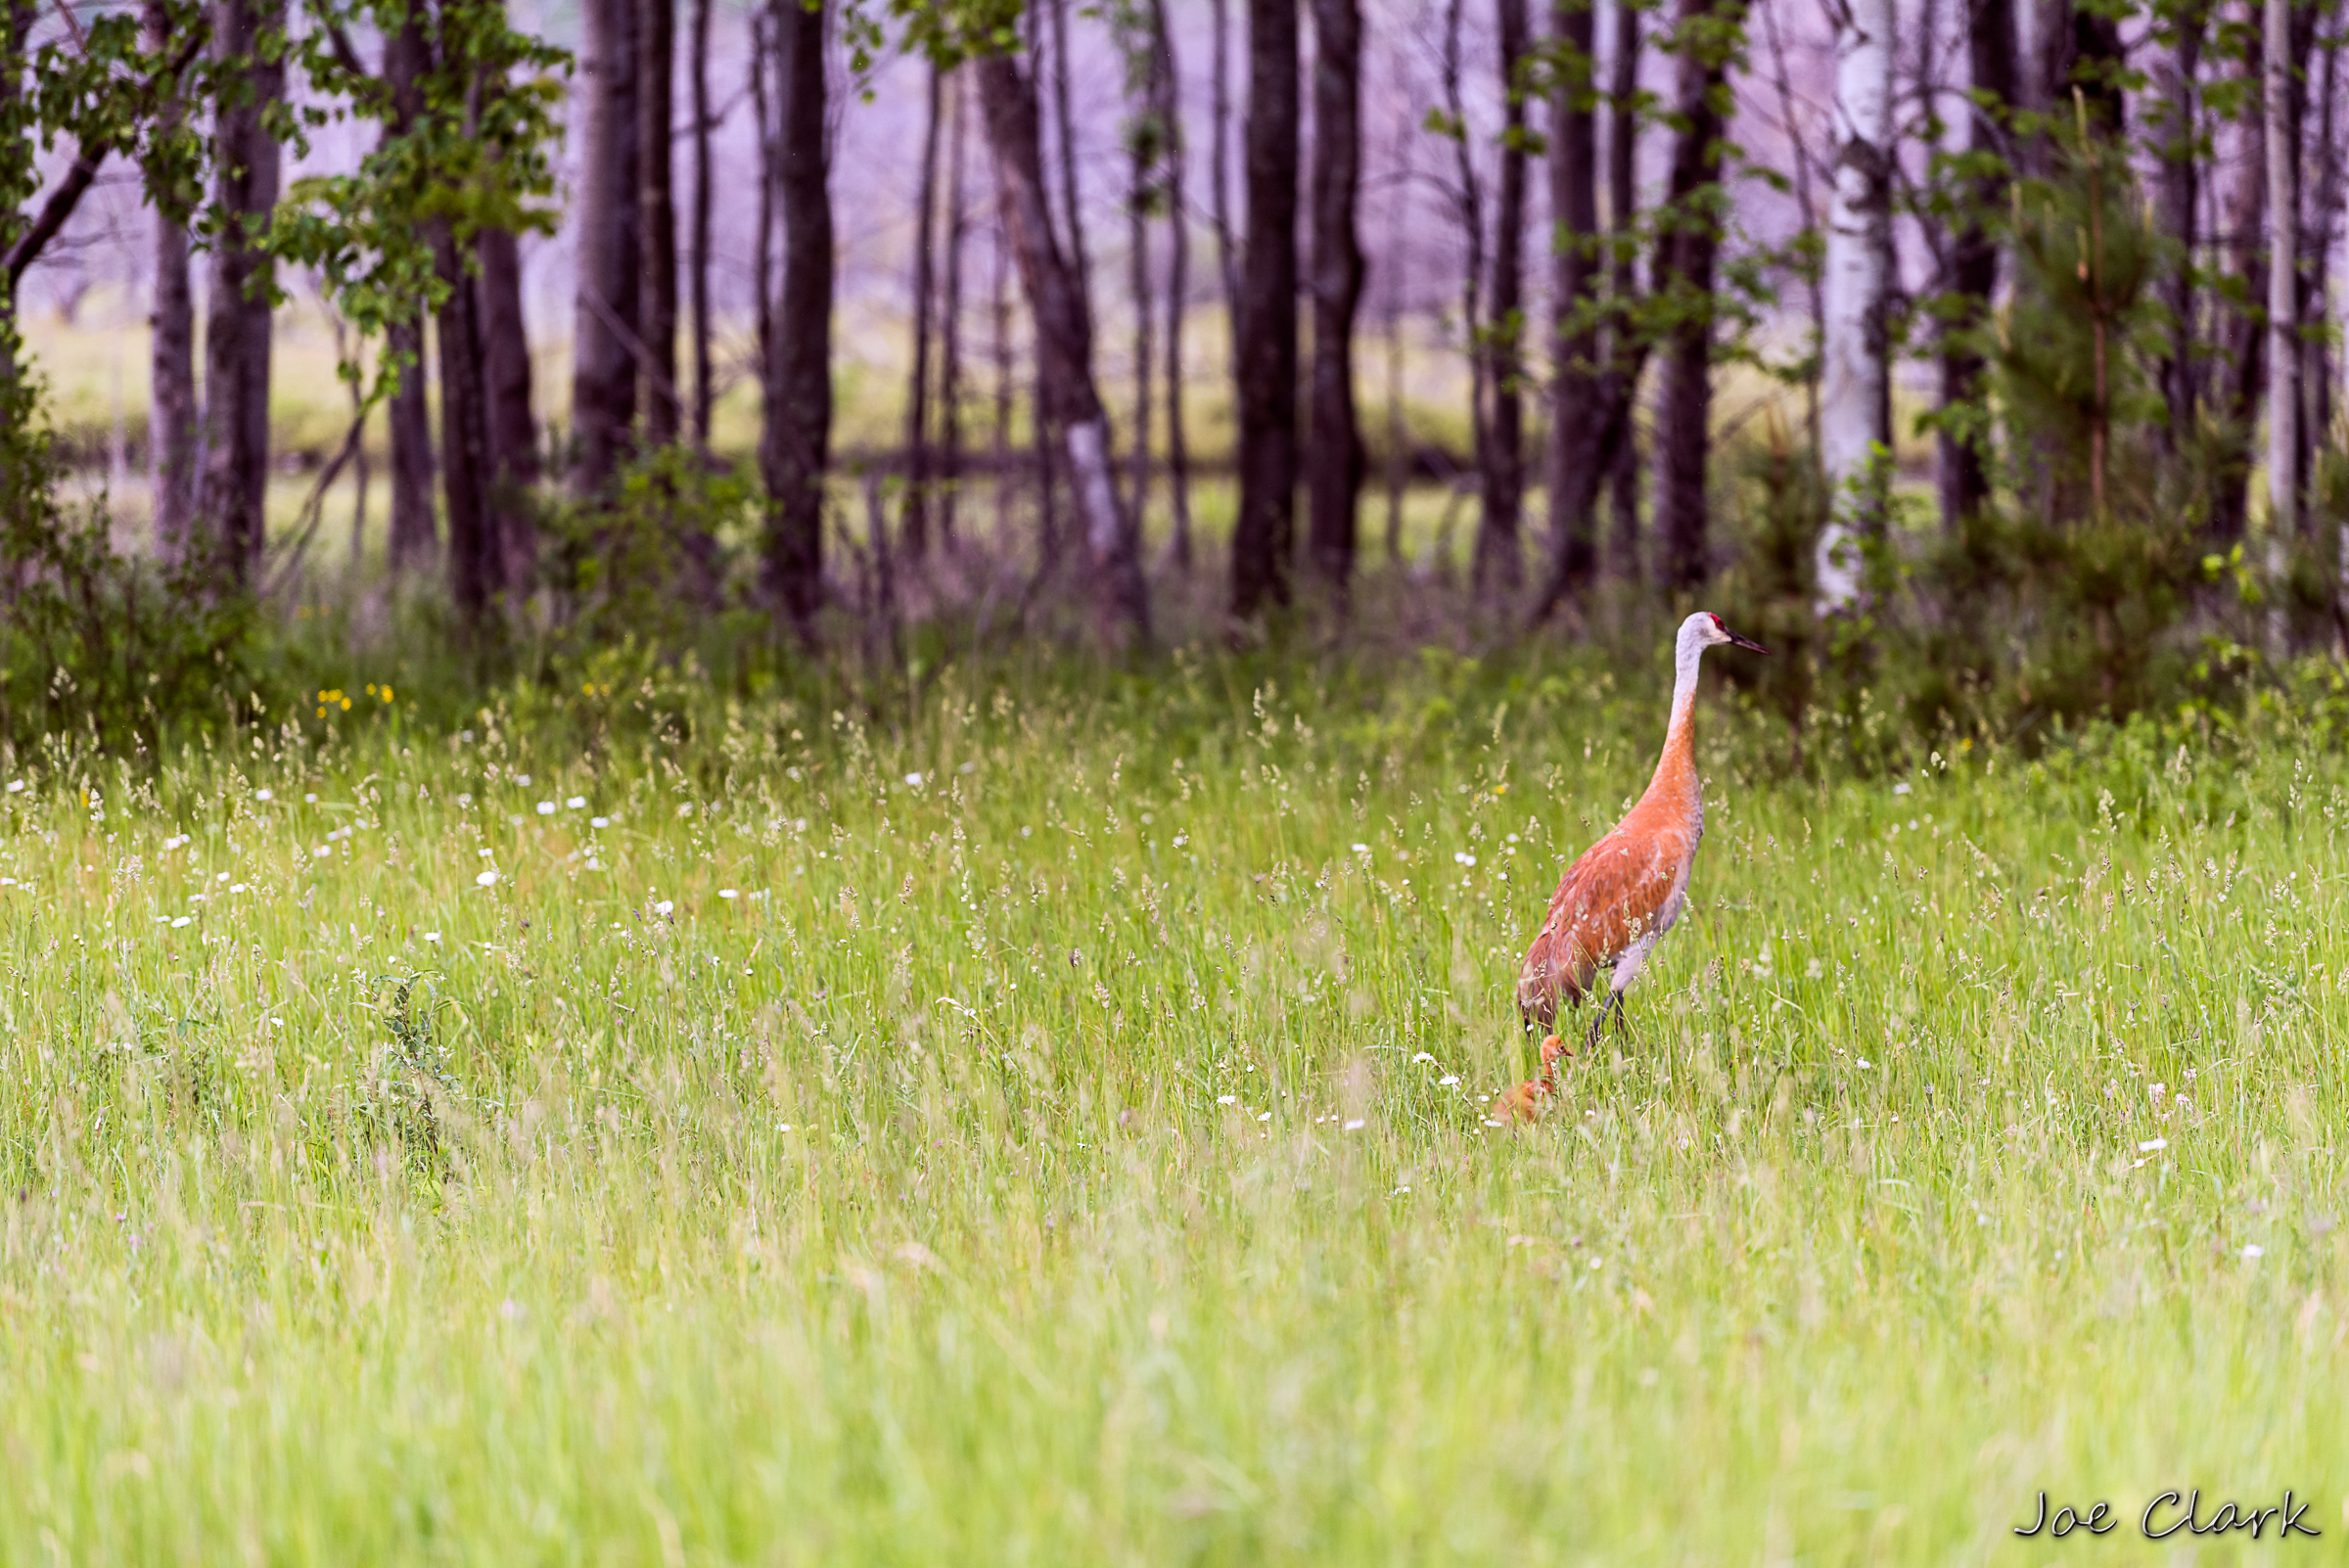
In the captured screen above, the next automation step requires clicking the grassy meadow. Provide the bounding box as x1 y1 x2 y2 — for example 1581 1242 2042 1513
3 647 2349 1561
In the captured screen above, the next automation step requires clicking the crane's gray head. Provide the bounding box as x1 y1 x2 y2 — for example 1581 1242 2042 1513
1679 611 1769 656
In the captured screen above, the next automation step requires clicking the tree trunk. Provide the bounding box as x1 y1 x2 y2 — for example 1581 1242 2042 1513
1760 0 1821 454
1474 0 1529 597
1127 44 1156 541
2210 54 2267 548
1607 0 1641 580
941 66 968 547
1307 0 1362 587
144 0 198 562
1045 0 1092 340
2286 0 2318 509
1158 0 1193 569
1653 0 1738 594
905 62 944 558
1529 0 1651 627
689 0 714 445
1209 0 1238 353
387 315 437 572
641 0 679 445
1441 0 1488 585
1815 0 1892 611
2070 0 2124 137
197 0 285 590
991 195 1013 542
975 50 1151 641
2307 26 2339 472
1544 0 1600 601
2267 0 2297 541
571 0 641 496
2153 2 2204 455
751 7 771 376
1384 115 1410 566
436 226 503 628
763 0 832 632
1230 0 1299 618
1935 0 2010 531
477 225 537 584
381 8 438 576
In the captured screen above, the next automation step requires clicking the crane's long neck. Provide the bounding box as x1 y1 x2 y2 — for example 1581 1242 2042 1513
1647 634 1705 798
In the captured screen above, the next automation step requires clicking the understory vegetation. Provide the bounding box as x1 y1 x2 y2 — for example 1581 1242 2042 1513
4 652 2348 1559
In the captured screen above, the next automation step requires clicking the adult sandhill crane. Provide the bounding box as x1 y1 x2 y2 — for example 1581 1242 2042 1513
1496 611 1766 1120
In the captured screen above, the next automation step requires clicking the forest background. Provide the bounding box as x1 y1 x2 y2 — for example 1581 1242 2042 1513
1 0 2346 756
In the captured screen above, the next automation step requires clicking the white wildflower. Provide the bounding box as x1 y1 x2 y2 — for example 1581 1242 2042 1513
476 870 499 887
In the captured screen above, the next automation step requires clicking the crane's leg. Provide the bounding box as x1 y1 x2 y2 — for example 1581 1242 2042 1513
1583 997 1608 1055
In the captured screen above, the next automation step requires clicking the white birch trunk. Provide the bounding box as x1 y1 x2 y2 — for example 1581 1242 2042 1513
1816 0 1894 614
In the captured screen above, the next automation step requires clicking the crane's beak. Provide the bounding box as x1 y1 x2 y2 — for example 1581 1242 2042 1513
1726 628 1770 655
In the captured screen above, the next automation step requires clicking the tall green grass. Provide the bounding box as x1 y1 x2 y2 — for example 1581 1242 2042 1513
3 650 2347 1561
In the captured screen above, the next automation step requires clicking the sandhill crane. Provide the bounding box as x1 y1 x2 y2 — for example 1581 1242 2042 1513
1496 611 1766 1120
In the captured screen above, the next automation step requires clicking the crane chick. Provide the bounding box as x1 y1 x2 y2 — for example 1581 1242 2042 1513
1497 611 1766 1121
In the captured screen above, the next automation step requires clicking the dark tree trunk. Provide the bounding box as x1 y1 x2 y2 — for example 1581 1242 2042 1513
1307 0 1362 587
763 0 832 631
382 7 438 576
1607 0 1640 580
1475 0 1530 597
2308 26 2340 467
478 225 537 584
197 0 286 590
689 0 714 445
751 7 771 374
145 0 197 562
2211 60 2268 547
1156 0 1192 570
2153 3 2204 453
477 228 537 488
941 67 968 547
436 227 503 627
1940 0 2015 529
975 50 1151 641
1544 0 1600 600
641 0 679 444
1529 0 1650 628
2285 0 2319 514
905 62 944 558
1230 0 1299 618
387 315 437 571
1653 0 1738 593
571 0 641 496
2070 1 2124 137
1127 45 1156 538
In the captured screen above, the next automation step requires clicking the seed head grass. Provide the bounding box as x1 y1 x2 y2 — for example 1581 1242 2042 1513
2 656 2345 1560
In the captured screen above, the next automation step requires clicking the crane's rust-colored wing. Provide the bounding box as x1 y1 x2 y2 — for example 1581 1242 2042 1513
1514 815 1692 1028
